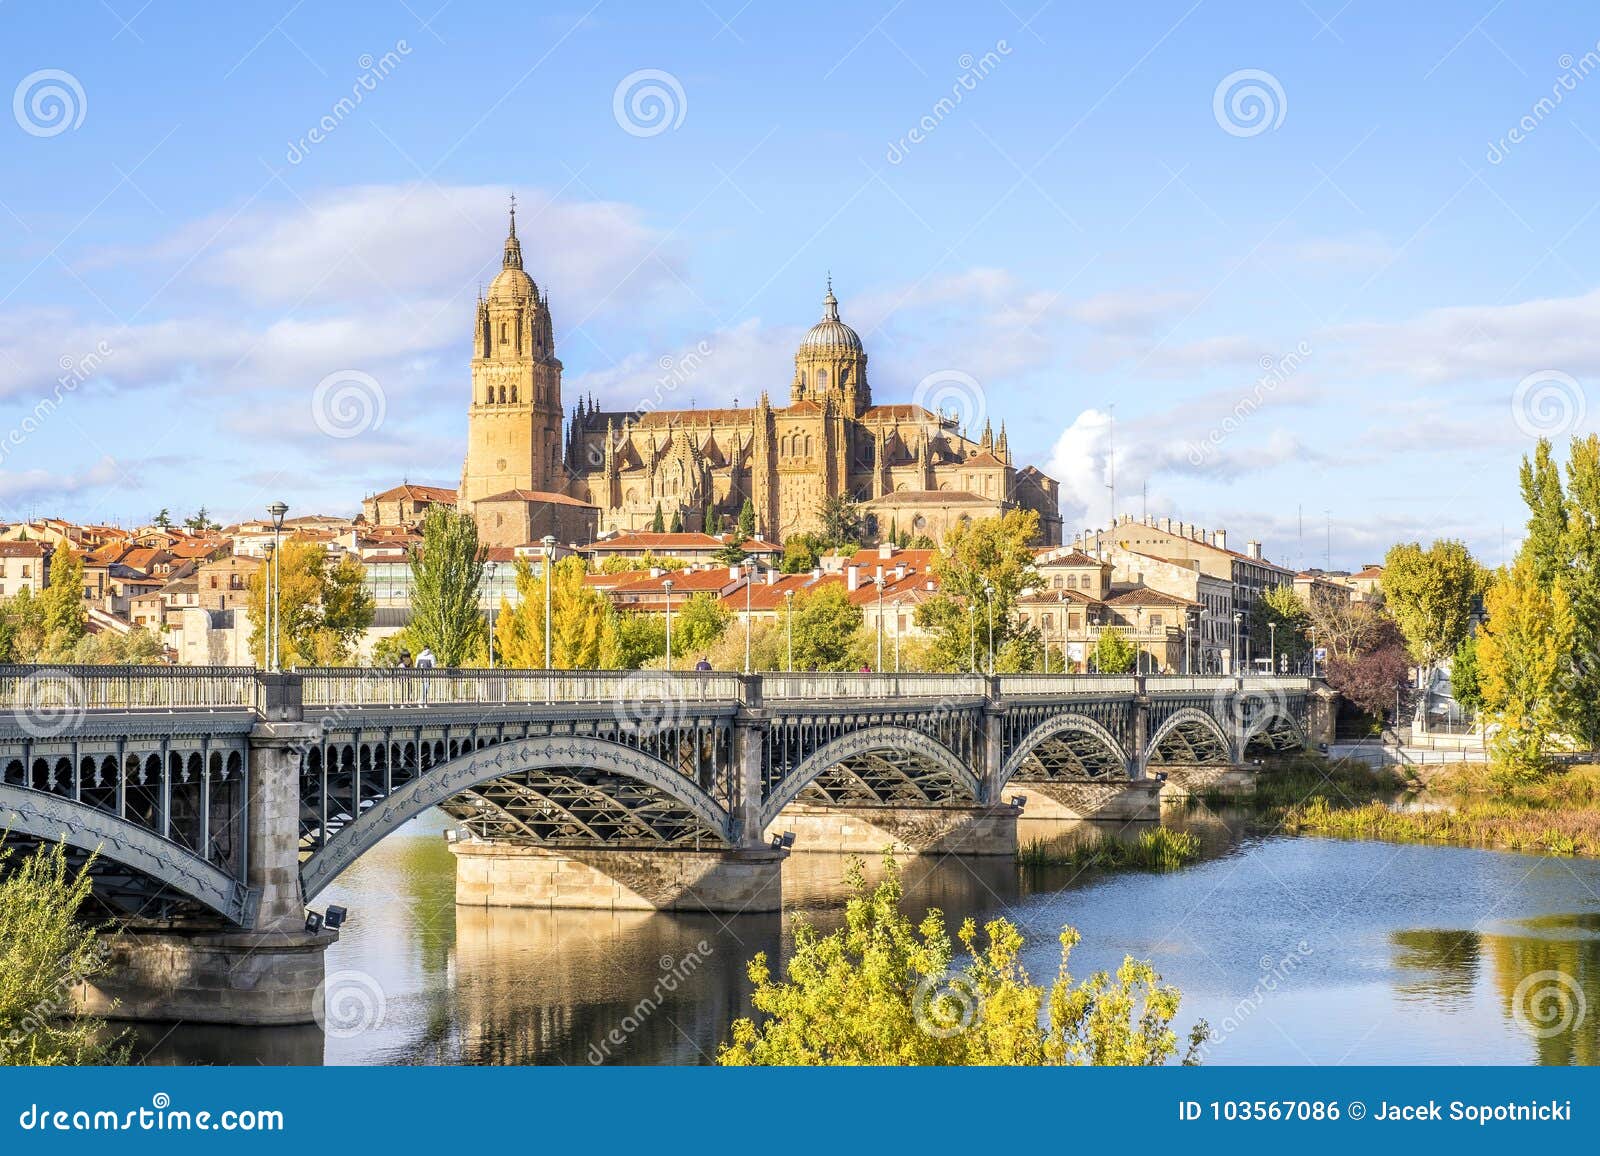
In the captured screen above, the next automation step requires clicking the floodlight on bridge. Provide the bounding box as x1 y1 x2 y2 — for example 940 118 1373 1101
1009 795 1028 809
771 831 797 850
304 910 324 934
324 905 348 930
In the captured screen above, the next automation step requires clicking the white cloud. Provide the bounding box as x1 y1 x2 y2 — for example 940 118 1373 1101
0 455 127 505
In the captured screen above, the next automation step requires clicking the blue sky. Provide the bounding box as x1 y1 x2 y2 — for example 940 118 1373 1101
3 1 1599 568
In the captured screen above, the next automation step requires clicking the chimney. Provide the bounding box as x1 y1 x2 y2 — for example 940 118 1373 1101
767 568 778 586
649 567 663 578
895 563 907 582
1212 529 1227 550
847 564 861 592
1247 540 1262 560
878 541 894 560
1160 517 1171 533
730 564 742 580
875 564 885 588
810 567 822 582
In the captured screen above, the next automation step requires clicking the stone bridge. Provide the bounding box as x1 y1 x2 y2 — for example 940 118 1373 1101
0 665 1330 1024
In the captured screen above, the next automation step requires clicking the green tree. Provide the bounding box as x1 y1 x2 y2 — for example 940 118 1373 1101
673 592 733 658
916 511 1042 672
1519 439 1568 588
1382 539 1485 700
183 507 217 533
719 855 1206 1066
737 498 757 541
0 588 46 663
68 626 166 665
1092 626 1139 673
40 548 87 658
1555 434 1600 750
668 508 684 533
0 842 125 1065
780 536 819 574
1477 557 1573 782
651 503 666 533
613 612 667 668
784 585 865 671
817 494 863 550
1253 584 1311 664
406 506 487 667
152 508 172 530
1452 633 1483 716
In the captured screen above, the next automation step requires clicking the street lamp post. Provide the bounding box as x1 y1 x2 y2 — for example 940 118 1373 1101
743 556 756 673
260 539 275 670
485 561 498 669
876 580 885 672
1309 627 1319 678
542 535 556 671
1232 612 1242 676
266 501 288 671
784 588 794 672
968 604 977 673
663 578 675 669
893 598 902 672
983 583 995 676
1269 621 1277 676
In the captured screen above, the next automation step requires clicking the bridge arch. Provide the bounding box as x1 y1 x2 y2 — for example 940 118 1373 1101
1244 706 1307 754
1143 707 1236 771
0 782 254 925
759 724 980 831
1000 714 1131 786
301 735 733 901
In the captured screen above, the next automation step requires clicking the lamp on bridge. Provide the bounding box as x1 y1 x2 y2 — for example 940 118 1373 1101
304 910 323 933
267 500 289 672
1009 795 1028 809
324 905 348 930
770 830 796 850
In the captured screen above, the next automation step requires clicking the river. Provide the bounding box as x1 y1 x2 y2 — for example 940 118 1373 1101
132 810 1600 1066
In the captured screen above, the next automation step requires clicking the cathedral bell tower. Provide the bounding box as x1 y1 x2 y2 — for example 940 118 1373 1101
460 197 565 512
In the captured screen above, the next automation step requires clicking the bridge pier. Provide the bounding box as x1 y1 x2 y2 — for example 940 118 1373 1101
766 801 1020 856
80 720 335 1026
1155 763 1257 801
1014 780 1162 822
450 842 785 912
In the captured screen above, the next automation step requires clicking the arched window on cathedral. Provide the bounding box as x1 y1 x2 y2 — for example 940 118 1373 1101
510 386 518 403
816 369 828 391
798 371 806 391
500 322 508 344
804 434 813 457
840 368 851 389
499 386 507 404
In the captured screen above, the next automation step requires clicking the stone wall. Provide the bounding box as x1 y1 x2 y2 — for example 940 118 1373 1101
1013 780 1161 822
451 842 786 912
767 802 1019 856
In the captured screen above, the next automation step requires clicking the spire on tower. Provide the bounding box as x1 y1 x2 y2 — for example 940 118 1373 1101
981 419 994 452
502 193 524 271
822 274 839 321
996 422 1010 463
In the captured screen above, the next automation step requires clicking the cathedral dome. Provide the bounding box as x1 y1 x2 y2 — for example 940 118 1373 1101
798 280 863 353
487 197 537 301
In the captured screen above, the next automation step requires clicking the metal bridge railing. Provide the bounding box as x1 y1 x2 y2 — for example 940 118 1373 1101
0 664 259 712
759 672 987 700
297 668 747 708
996 674 1139 696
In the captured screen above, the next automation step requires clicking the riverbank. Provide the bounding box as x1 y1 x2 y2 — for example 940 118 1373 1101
1018 826 1200 871
1283 764 1600 857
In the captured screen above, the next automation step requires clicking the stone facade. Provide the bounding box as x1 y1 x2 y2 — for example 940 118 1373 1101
767 802 1019 856
458 204 1061 546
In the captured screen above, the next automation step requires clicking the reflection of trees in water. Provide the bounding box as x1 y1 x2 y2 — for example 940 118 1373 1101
1391 915 1599 1065
1486 921 1598 1067
1390 929 1480 1002
436 906 781 1065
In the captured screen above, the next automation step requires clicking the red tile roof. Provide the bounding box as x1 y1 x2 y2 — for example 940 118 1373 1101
476 489 598 508
370 483 458 504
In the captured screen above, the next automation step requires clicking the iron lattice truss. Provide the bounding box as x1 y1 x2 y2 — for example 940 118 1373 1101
441 767 725 847
1145 711 1233 765
1009 727 1126 780
797 746 972 808
1 727 253 925
761 704 982 802
300 712 734 855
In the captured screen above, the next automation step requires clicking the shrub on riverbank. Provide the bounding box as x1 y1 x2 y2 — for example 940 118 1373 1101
1017 827 1200 872
719 854 1208 1066
0 841 125 1065
1284 794 1600 857
1201 755 1405 812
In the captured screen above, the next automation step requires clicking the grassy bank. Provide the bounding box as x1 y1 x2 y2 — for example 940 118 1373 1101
1283 764 1600 857
1199 754 1406 812
1018 826 1200 872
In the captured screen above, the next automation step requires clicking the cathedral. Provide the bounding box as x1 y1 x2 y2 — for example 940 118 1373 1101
460 204 1061 546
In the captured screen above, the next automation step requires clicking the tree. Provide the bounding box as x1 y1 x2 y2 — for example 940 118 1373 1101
40 548 86 658
1519 439 1567 588
407 506 487 667
0 588 46 663
183 507 218 533
1252 585 1311 664
668 508 684 533
1323 639 1410 720
780 537 819 574
69 626 166 665
917 511 1042 672
1476 558 1573 781
1451 633 1483 717
152 508 172 529
737 498 757 541
651 503 666 533
1554 434 1600 750
246 542 374 666
612 612 667 669
785 585 865 671
0 842 125 1065
495 556 622 669
817 494 863 551
1304 594 1391 660
719 855 1206 1066
1382 539 1485 699
1091 626 1139 673
673 592 733 659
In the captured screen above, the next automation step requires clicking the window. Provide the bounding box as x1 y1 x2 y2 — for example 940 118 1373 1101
1068 612 1082 630
1066 574 1078 589
20 565 30 578
1052 575 1062 589
500 322 508 343
1150 614 1163 628
1042 613 1054 630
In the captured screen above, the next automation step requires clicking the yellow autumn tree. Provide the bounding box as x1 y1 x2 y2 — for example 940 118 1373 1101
719 855 1207 1066
494 556 622 669
1476 555 1574 782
